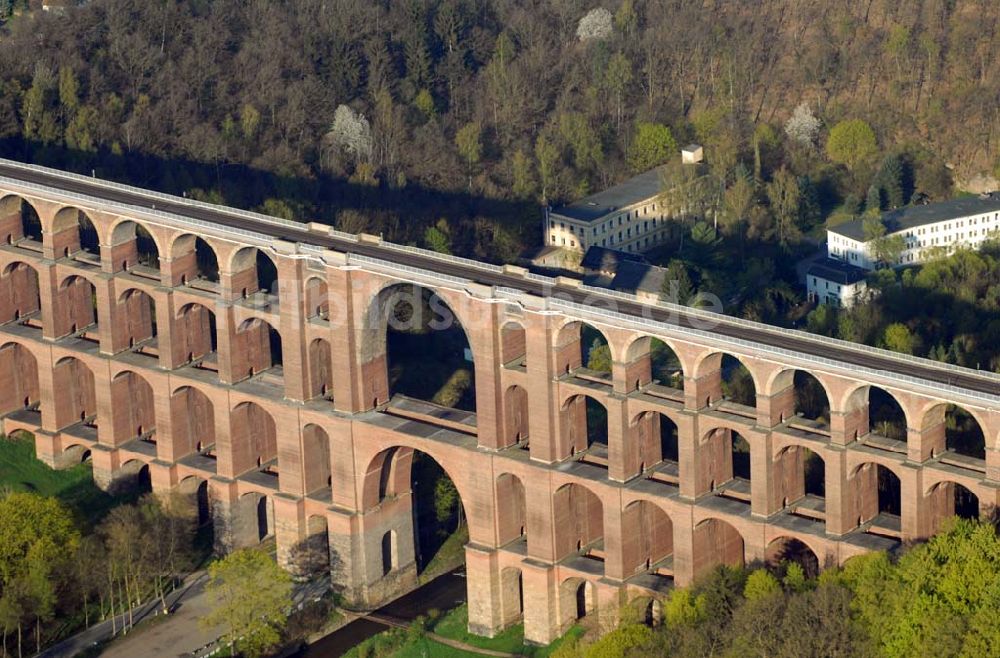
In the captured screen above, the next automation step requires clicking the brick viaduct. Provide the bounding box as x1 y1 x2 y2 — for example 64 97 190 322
0 162 999 643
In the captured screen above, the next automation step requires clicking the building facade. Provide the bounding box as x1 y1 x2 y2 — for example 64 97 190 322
828 194 1000 269
806 259 869 308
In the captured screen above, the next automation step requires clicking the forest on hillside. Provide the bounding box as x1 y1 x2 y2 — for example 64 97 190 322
0 0 997 261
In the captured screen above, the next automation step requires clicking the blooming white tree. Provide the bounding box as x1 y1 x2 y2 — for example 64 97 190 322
784 102 822 148
577 8 613 41
328 104 372 161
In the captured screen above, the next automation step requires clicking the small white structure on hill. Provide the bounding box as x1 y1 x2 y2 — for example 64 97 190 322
681 144 704 164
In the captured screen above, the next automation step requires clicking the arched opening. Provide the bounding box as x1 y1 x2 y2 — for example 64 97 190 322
116 289 157 350
0 196 42 245
552 483 604 562
925 404 986 461
52 356 97 428
503 384 529 447
765 537 820 579
62 444 92 464
721 355 756 407
846 386 907 447
696 351 755 410
500 321 526 368
851 462 902 533
376 284 475 411
495 473 526 546
171 234 219 285
0 262 41 325
117 460 153 496
175 303 217 369
632 411 679 480
230 247 278 299
307 338 333 400
110 371 156 444
0 342 39 417
926 481 980 535
305 277 329 319
621 500 673 577
561 394 608 462
381 530 396 575
774 445 825 515
110 220 160 273
623 336 683 394
561 579 595 622
169 386 215 458
231 402 277 481
232 318 282 381
52 207 100 261
302 424 332 497
55 275 98 338
295 514 330 577
178 476 212 529
692 518 745 577
364 447 468 577
555 321 611 379
792 371 830 423
499 567 524 627
701 427 752 501
235 492 273 545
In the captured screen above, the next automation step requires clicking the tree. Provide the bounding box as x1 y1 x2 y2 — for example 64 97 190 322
559 113 602 172
766 168 802 247
535 134 558 204
863 215 906 266
511 149 535 198
434 475 463 531
882 323 916 354
628 122 676 172
866 184 883 213
577 8 613 41
328 104 373 164
587 339 612 373
661 259 694 304
424 218 452 254
826 119 878 170
202 549 293 658
604 53 632 133
878 154 905 208
784 102 821 147
722 165 756 239
455 121 482 190
743 569 781 601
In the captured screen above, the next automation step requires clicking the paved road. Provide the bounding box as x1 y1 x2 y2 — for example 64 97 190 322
1 160 997 398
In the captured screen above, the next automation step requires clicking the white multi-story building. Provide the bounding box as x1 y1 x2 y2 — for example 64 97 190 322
828 193 1000 270
806 258 868 308
544 167 680 254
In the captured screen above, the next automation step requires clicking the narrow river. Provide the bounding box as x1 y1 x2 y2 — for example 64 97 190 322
291 568 467 657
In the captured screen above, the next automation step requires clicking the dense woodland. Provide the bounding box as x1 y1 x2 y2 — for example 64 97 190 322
1 0 999 368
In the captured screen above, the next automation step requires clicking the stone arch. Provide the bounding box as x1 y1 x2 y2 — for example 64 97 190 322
630 410 679 472
692 517 745 576
700 427 752 494
232 318 282 380
0 262 41 324
177 476 211 527
500 320 526 367
499 567 524 627
919 402 986 461
302 424 332 495
170 234 220 284
295 514 331 578
559 578 597 628
170 386 215 458
765 536 821 578
560 394 608 459
0 342 39 415
117 459 153 495
0 195 43 244
62 444 92 464
841 385 909 443
229 246 278 298
774 443 825 509
108 219 162 272
236 491 273 544
925 480 980 535
174 303 217 366
622 335 684 392
52 206 100 259
55 274 98 337
849 462 902 527
692 351 758 408
52 356 97 428
503 384 529 446
554 320 611 376
116 288 156 349
381 530 397 575
767 368 832 425
110 370 156 442
304 276 329 319
552 482 604 560
359 282 477 410
621 499 673 576
230 401 277 477
307 338 333 400
495 472 526 546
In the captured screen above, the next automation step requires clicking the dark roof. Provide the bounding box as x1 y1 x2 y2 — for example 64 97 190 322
551 167 665 223
807 258 868 285
610 260 666 294
580 246 647 272
830 194 1000 241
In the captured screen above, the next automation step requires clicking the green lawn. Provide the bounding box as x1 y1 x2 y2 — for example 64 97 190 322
0 433 126 529
341 604 584 657
418 525 469 584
